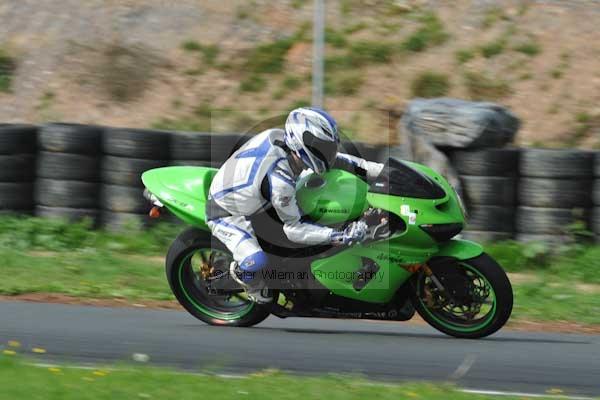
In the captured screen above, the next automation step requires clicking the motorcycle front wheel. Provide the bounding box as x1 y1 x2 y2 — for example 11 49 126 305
166 227 271 327
411 253 513 339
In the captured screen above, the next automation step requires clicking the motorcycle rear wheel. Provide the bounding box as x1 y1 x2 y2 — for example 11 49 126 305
166 228 271 327
411 253 513 339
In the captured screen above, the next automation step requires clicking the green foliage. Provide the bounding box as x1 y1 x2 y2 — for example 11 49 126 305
343 22 368 35
479 38 506 58
326 41 394 71
0 358 527 400
325 72 364 96
282 75 302 90
455 48 475 64
513 40 541 56
181 41 219 66
95 43 161 102
550 68 563 79
0 47 17 93
291 0 307 9
244 36 297 74
181 40 202 52
349 41 394 64
290 99 310 109
239 75 267 92
0 216 180 254
481 7 508 29
411 71 450 98
401 12 449 53
152 116 211 132
463 71 511 100
325 28 348 48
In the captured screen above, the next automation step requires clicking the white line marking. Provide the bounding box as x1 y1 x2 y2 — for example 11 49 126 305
25 362 596 400
450 354 476 380
461 388 594 400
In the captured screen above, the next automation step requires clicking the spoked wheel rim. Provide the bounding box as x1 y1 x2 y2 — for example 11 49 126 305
416 263 497 333
178 248 254 320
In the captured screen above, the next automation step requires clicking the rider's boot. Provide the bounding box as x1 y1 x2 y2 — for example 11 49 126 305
230 261 273 304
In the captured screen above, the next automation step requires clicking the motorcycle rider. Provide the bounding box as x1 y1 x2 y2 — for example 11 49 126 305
206 107 384 303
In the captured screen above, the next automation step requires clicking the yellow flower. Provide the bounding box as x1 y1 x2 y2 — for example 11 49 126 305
2 350 16 356
93 371 107 377
48 367 61 373
32 347 47 354
8 341 21 348
547 388 564 395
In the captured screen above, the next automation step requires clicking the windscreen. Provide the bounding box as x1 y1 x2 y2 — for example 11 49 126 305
370 158 446 199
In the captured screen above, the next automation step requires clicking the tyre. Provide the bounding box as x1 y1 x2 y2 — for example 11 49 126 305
101 156 168 187
592 208 600 236
593 179 600 205
0 154 35 181
170 159 222 168
100 184 147 213
461 176 516 206
0 124 38 154
449 148 520 176
210 134 248 161
38 123 102 154
37 152 100 181
516 206 589 234
466 205 514 232
461 230 513 242
103 128 170 159
35 179 98 208
515 233 573 244
411 253 513 339
519 178 592 208
594 152 600 177
166 227 271 326
520 149 594 178
35 206 99 223
170 131 211 160
0 182 34 210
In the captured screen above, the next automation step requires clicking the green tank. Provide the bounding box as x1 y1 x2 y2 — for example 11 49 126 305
295 169 369 225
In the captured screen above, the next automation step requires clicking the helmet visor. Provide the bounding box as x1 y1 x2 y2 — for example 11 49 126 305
303 131 338 171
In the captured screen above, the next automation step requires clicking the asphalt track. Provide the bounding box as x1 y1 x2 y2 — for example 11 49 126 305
1 301 599 397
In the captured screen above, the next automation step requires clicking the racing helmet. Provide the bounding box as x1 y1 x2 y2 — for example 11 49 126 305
284 107 340 174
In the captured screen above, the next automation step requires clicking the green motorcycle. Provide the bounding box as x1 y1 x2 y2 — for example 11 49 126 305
142 157 513 339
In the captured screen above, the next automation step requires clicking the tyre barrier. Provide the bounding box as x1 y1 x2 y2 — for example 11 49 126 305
35 124 103 222
516 149 594 243
593 152 600 240
0 124 37 214
452 148 520 240
1 122 600 242
100 128 172 226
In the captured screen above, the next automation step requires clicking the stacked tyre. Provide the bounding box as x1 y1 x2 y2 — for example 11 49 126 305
0 124 38 215
101 128 170 230
35 124 102 222
170 132 248 168
449 148 520 242
592 152 600 241
516 149 594 243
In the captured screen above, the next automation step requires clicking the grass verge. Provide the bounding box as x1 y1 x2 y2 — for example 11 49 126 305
0 217 599 326
0 357 538 400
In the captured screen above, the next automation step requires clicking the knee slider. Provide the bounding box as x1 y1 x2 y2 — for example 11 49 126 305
239 251 268 273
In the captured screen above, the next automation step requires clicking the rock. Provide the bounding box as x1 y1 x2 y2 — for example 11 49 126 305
398 98 521 194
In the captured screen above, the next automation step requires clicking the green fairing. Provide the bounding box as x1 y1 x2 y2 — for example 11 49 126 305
142 161 483 304
304 164 476 303
295 169 369 225
141 166 217 229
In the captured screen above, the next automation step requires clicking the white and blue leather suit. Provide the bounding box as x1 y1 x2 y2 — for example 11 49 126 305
206 128 383 279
